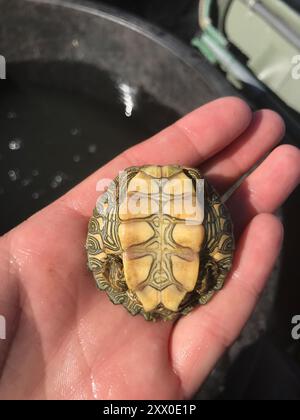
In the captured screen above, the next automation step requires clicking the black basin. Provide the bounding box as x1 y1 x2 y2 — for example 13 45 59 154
0 0 236 235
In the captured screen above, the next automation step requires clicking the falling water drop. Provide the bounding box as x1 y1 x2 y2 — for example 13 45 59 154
70 128 81 136
7 111 17 119
8 169 20 182
73 154 81 163
50 181 58 189
8 138 23 151
21 178 33 187
55 174 63 184
88 144 97 154
72 39 79 48
32 192 40 200
50 172 67 189
118 82 137 117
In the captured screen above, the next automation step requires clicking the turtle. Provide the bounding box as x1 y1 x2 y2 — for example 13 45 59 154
86 165 234 321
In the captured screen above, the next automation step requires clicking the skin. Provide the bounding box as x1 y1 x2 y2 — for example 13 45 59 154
0 97 299 400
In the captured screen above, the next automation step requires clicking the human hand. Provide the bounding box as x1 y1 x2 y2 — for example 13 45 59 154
0 98 299 400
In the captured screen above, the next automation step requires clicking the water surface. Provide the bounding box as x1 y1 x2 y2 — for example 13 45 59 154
0 61 179 234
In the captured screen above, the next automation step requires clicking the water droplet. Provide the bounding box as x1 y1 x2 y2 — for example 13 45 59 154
32 192 40 200
32 169 39 177
118 82 137 118
21 178 33 187
8 169 20 182
72 39 79 48
70 128 81 136
88 144 97 154
55 174 63 183
0 187 4 195
8 138 23 151
50 180 58 189
90 374 99 399
73 154 81 163
50 172 67 189
7 111 17 119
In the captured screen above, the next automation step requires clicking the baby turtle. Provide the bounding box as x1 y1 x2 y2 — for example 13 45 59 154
86 165 234 321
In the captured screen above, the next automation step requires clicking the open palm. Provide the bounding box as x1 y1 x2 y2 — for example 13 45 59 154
0 98 299 400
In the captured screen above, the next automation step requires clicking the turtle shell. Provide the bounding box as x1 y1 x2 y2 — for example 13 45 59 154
86 165 234 321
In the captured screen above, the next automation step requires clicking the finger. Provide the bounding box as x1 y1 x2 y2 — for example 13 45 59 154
228 144 300 236
171 213 284 398
126 97 252 166
202 110 285 193
0 237 20 373
61 97 252 218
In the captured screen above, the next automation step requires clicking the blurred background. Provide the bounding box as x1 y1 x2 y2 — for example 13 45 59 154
0 0 299 399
